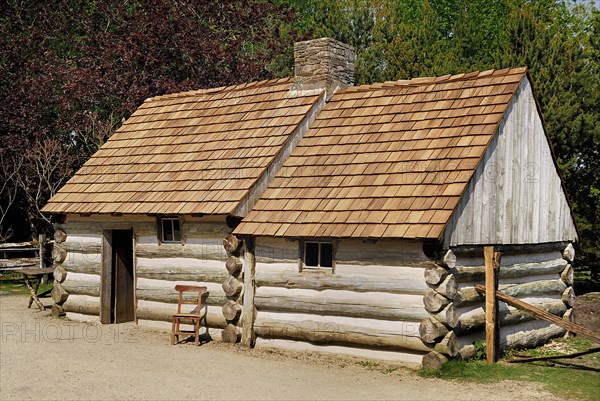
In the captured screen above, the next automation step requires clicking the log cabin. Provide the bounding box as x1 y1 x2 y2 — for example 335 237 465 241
42 38 578 367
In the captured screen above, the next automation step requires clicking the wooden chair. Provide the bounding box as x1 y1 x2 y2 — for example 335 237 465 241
171 285 208 345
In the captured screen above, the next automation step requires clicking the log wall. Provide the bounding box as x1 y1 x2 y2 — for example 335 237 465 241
450 244 575 359
53 214 231 336
252 237 432 364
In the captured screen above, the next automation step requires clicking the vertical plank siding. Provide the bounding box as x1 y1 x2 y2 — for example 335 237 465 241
444 77 577 247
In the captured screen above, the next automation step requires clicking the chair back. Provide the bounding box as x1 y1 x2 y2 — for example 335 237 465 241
174 285 208 315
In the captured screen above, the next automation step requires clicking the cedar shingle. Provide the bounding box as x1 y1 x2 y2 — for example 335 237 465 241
236 68 527 239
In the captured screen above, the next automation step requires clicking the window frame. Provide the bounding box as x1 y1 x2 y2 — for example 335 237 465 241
299 240 335 273
158 216 182 244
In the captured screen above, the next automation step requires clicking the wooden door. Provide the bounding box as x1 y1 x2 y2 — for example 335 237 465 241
101 229 135 323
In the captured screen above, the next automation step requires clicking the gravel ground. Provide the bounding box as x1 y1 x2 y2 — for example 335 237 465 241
0 294 561 401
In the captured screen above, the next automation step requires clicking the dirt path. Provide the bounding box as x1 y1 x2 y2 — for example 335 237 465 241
0 295 557 401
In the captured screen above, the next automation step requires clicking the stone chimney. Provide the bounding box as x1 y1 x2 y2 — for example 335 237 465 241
291 37 356 100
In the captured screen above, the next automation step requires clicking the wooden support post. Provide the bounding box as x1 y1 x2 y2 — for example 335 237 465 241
241 237 256 347
484 246 501 363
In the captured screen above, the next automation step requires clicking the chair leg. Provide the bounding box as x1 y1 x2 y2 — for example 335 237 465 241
171 318 175 345
194 318 200 345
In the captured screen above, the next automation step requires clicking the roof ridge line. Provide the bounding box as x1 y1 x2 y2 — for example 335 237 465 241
146 77 293 103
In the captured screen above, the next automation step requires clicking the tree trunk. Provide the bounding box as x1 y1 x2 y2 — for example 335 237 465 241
433 275 457 299
51 304 65 317
562 243 575 262
423 291 450 313
225 256 243 276
52 246 67 264
222 300 242 321
54 228 67 243
222 323 241 343
434 331 458 356
223 234 242 253
422 351 448 370
562 287 575 307
419 317 448 344
222 276 243 297
431 304 459 328
424 265 448 286
51 283 69 305
560 264 573 286
53 266 68 283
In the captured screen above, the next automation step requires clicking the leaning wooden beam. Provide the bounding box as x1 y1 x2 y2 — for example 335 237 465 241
474 284 600 343
508 347 600 363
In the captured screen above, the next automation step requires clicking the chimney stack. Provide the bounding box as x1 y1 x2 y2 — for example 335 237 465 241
291 38 356 100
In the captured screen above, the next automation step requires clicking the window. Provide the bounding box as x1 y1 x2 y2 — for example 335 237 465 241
303 241 333 269
160 217 181 243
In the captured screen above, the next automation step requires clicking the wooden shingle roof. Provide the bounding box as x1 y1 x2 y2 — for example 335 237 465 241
234 67 528 239
42 78 323 215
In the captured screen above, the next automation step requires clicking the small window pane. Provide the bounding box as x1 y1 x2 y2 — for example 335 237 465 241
162 219 173 242
172 219 181 241
305 242 319 267
320 243 333 267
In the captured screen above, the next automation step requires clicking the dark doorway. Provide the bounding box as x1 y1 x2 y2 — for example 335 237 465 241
101 229 135 323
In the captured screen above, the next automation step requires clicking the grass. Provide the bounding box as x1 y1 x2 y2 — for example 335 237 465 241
0 280 53 296
420 338 600 401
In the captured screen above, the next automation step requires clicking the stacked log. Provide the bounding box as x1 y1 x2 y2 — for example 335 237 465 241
451 244 575 360
221 234 243 343
51 228 69 317
420 249 459 368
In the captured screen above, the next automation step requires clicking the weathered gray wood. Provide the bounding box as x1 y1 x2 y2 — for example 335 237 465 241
254 316 431 353
222 323 241 343
100 230 112 324
438 250 456 269
432 275 457 299
560 264 573 286
51 304 66 317
431 304 459 328
562 287 575 307
135 287 227 306
223 233 242 253
255 269 429 295
452 259 567 283
562 243 575 262
424 266 448 286
61 252 101 274
64 240 101 254
255 288 428 322
53 266 68 283
137 264 228 283
61 279 100 297
137 243 227 261
222 300 242 321
62 295 100 316
54 228 67 243
443 78 577 247
51 283 69 305
456 280 567 307
423 291 451 313
419 317 449 344
434 332 458 357
222 276 243 298
225 256 243 276
455 301 567 335
52 245 67 263
422 351 448 370
335 239 431 266
241 237 257 347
